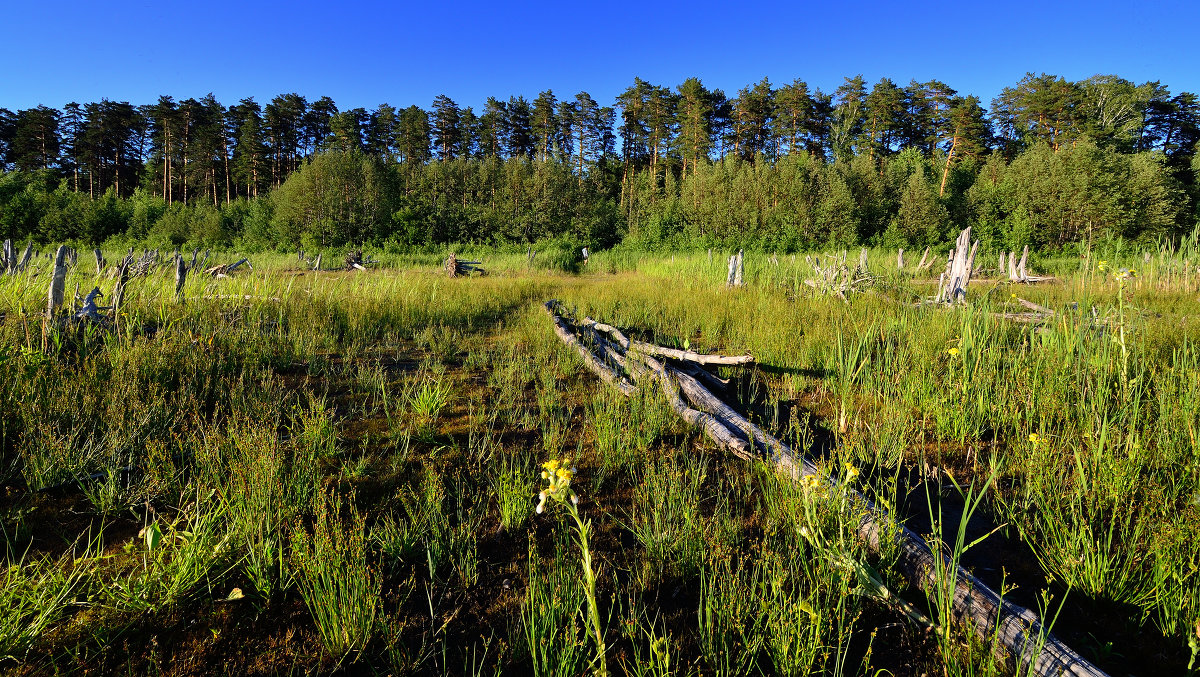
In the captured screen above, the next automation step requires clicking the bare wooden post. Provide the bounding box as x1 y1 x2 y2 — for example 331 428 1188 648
998 252 1006 276
46 245 69 318
916 246 931 271
733 249 744 286
94 248 105 275
897 248 904 270
174 255 187 302
18 242 33 272
939 227 977 303
726 253 737 287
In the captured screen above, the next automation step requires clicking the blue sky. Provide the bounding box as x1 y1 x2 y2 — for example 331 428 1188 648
2 0 1197 113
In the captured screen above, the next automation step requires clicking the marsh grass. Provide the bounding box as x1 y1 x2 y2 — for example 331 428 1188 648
0 247 1198 673
291 489 380 658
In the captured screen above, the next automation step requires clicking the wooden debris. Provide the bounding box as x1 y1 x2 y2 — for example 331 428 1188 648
345 249 377 271
804 251 873 300
445 253 485 277
73 287 110 323
93 249 106 275
543 302 1106 677
204 258 250 277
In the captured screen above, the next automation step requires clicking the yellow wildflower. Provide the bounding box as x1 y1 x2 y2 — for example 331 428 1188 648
947 347 960 357
843 462 859 481
1029 432 1041 445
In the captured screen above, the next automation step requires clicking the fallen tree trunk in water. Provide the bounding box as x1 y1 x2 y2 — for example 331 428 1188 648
543 299 1106 677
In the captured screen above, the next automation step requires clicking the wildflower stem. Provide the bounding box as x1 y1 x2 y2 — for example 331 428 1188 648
565 501 608 677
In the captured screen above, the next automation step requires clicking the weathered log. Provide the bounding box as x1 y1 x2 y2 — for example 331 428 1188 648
641 355 753 460
578 315 754 366
204 258 249 277
543 305 1106 677
542 302 636 396
939 228 977 304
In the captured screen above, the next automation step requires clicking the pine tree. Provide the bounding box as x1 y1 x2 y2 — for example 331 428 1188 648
11 105 61 172
675 77 714 175
398 105 431 164
531 90 559 162
831 76 867 162
431 95 462 160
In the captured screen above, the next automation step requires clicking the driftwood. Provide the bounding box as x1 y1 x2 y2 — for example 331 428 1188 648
345 249 377 271
445 253 485 277
73 287 110 323
204 258 250 277
543 302 1106 677
804 251 873 299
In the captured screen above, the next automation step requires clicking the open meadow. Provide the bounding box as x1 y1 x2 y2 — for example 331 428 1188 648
1 244 1199 676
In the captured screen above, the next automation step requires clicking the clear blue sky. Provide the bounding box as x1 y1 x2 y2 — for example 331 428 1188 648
2 0 1197 113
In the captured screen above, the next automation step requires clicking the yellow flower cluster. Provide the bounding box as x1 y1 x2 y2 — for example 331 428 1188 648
1097 260 1108 272
843 462 860 481
1028 432 1041 446
946 347 960 357
1113 268 1137 282
536 458 578 513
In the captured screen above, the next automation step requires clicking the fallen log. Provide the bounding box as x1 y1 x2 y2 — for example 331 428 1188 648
543 302 1106 677
542 302 636 396
573 312 754 366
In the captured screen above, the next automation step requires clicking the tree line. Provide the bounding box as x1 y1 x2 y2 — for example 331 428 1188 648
0 72 1197 251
